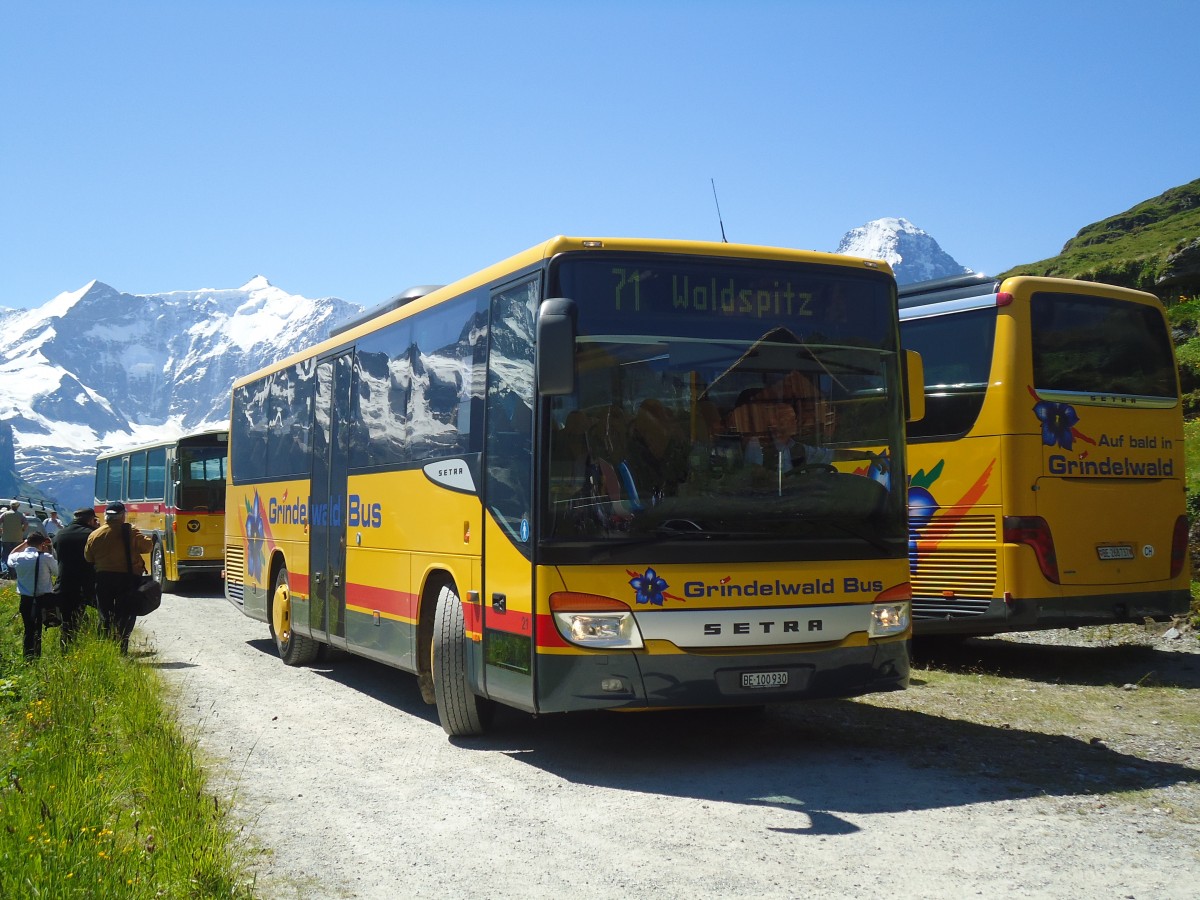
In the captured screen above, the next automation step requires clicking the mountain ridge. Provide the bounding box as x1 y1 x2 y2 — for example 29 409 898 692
0 280 364 509
1001 177 1200 298
13 178 1200 514
0 224 976 510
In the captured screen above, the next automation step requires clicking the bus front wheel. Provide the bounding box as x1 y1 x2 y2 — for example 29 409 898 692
151 542 177 593
432 583 493 737
270 565 319 666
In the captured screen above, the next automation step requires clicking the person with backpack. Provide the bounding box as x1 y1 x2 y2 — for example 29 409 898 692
84 501 152 654
53 507 100 645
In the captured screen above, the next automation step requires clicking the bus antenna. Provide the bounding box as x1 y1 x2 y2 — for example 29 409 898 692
710 178 728 243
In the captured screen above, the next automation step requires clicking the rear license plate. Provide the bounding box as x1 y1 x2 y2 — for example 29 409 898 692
742 671 788 689
1097 545 1134 560
188 546 205 558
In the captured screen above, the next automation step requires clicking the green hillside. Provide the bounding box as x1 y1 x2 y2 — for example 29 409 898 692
1000 177 1200 301
995 177 1200 420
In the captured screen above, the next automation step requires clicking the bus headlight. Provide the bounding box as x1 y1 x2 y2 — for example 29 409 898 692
550 592 645 649
868 601 910 637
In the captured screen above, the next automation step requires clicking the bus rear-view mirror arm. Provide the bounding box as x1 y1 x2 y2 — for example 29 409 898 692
537 298 578 396
905 349 926 423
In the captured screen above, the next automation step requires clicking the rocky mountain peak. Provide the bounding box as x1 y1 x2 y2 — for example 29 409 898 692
836 217 973 284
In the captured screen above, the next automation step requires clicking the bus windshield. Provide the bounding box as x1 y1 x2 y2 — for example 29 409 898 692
178 444 227 511
544 255 905 547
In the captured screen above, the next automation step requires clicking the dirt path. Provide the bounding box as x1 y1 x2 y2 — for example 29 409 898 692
136 586 1200 899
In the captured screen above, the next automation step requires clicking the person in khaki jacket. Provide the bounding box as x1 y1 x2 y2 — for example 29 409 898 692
1 502 26 578
84 501 152 653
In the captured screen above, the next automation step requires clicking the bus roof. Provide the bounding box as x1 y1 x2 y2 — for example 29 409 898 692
898 274 1000 309
899 273 1163 315
236 236 896 389
95 428 229 463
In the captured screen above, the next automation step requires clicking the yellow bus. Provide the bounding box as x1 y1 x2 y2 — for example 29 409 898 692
225 236 920 735
899 274 1189 636
94 429 228 590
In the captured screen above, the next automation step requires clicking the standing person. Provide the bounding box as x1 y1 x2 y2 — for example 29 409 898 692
42 509 64 540
52 507 99 646
84 501 151 654
6 532 58 659
0 502 25 579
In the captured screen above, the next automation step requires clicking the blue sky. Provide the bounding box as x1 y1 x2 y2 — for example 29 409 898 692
3 0 1197 310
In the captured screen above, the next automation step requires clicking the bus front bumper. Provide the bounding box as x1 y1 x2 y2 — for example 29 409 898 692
534 639 909 713
912 588 1190 637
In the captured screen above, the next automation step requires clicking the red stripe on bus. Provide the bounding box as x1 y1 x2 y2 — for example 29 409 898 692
484 608 533 637
347 582 419 620
462 601 483 637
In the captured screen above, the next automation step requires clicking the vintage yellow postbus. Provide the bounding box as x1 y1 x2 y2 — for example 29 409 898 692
94 429 228 589
899 274 1189 636
225 236 920 735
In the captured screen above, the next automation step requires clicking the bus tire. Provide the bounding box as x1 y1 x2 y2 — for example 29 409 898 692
151 541 177 593
270 565 318 666
432 583 493 736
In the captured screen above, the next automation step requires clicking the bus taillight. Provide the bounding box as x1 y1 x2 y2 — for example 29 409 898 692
1003 516 1060 584
1171 515 1189 579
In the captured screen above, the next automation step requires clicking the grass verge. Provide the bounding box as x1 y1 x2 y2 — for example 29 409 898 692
0 581 253 898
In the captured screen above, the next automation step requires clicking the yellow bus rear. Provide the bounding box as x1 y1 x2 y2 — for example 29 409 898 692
899 275 1189 636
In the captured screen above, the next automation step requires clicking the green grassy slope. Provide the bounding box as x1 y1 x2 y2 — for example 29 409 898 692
1000 178 1200 298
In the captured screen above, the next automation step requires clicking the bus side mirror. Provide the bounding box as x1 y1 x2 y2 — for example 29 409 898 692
905 350 925 423
536 298 578 396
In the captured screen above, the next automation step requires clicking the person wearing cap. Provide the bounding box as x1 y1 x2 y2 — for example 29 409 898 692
7 532 59 659
84 501 152 653
0 502 25 579
53 507 100 645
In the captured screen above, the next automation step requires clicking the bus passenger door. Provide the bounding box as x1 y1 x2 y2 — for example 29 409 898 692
482 279 539 712
311 351 353 646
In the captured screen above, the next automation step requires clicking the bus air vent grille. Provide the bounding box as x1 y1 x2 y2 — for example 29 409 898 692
225 545 245 601
910 548 997 602
912 514 998 542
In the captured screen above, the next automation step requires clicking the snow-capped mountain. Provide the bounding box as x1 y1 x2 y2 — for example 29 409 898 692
2 219 973 511
0 278 363 510
837 217 973 284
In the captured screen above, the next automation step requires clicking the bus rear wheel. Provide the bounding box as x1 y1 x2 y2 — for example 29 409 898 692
270 565 319 666
432 583 493 736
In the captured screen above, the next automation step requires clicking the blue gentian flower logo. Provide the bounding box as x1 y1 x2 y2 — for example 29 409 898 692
1028 386 1095 452
245 491 267 582
1034 399 1079 450
629 567 669 606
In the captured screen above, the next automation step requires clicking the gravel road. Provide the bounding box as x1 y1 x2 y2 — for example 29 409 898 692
136 584 1200 899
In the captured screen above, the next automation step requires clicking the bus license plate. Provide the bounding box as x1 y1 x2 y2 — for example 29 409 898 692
1097 545 1134 560
742 671 788 689
188 546 205 557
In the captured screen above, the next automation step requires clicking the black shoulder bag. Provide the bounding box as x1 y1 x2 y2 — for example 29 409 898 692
34 552 63 628
122 524 163 616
